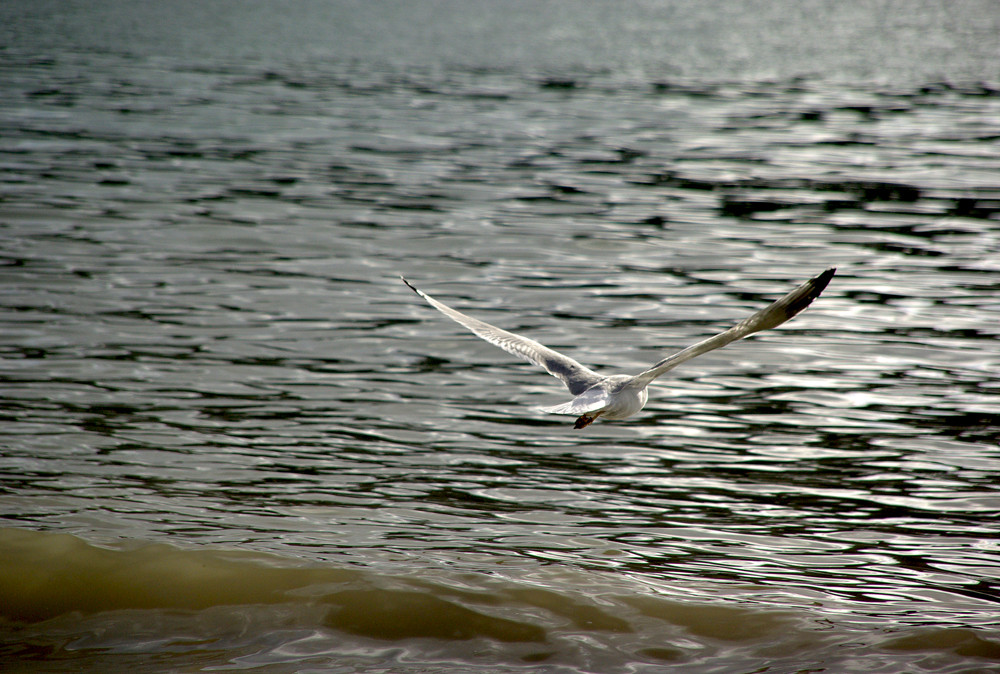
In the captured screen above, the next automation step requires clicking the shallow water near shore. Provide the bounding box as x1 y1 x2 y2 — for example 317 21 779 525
2 527 999 673
2 1 1000 672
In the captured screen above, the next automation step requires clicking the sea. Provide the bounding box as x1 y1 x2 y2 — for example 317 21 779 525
1 1 999 672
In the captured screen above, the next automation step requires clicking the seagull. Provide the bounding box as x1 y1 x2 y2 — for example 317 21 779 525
402 268 835 428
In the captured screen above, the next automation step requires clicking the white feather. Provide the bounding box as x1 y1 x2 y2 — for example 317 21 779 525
539 387 611 415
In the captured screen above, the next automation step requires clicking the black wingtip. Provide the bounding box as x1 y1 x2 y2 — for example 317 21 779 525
781 267 835 319
811 267 836 297
755 267 836 329
400 276 420 295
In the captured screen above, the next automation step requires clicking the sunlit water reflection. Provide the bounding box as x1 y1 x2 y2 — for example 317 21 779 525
2 1 999 671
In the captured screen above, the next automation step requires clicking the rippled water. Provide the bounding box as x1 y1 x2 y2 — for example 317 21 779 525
2 1 1000 672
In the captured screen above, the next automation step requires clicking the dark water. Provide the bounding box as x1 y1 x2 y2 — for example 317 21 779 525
2 1 1000 672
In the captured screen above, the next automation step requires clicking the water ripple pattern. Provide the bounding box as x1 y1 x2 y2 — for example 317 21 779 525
1 1 999 672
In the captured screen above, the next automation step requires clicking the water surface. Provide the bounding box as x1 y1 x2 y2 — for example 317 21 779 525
2 1 999 672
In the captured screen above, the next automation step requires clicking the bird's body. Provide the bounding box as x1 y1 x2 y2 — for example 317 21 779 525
402 268 835 428
554 375 648 428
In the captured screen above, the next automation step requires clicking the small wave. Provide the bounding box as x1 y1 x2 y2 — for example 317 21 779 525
2 528 998 672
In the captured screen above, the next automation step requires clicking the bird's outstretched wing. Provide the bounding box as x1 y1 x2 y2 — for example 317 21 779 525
402 277 603 395
626 268 835 390
537 386 611 415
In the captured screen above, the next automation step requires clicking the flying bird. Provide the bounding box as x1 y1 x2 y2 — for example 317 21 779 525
402 268 834 428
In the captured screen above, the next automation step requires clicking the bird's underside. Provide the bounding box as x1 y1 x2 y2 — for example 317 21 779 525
402 268 835 428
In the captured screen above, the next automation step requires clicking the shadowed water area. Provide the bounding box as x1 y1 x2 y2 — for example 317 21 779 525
2 1 999 672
